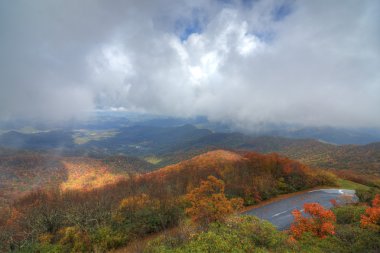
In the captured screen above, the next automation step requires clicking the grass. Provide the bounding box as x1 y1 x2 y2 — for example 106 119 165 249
73 130 118 144
337 178 370 191
144 156 162 165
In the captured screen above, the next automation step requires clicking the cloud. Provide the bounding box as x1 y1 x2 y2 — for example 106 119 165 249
0 0 379 128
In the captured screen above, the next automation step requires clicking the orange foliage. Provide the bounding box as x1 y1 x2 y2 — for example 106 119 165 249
361 194 380 232
185 176 243 226
0 150 333 250
290 203 336 239
139 150 327 205
0 154 145 208
283 164 294 175
60 159 126 192
5 208 22 227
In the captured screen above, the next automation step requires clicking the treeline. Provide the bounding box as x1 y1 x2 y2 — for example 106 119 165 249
332 169 380 188
140 150 336 204
0 150 336 252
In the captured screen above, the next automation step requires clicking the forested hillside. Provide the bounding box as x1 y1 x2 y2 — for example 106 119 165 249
242 136 380 175
0 150 335 252
140 150 335 204
0 151 154 207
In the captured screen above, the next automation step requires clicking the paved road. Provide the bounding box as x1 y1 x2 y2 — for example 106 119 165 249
243 189 358 230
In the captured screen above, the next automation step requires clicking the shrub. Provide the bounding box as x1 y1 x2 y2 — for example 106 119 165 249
12 243 63 253
332 205 366 224
314 170 338 187
290 203 336 239
296 232 346 253
90 226 128 251
335 224 380 253
144 215 288 253
116 194 184 236
361 194 380 232
349 228 380 252
356 188 380 204
58 226 91 253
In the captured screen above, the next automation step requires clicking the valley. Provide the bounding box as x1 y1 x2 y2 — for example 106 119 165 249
1 124 380 175
0 122 380 253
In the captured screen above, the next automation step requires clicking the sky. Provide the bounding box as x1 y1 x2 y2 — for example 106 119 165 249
0 0 379 128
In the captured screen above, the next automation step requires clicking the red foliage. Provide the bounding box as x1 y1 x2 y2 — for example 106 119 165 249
361 194 380 231
330 199 339 207
374 195 380 207
283 164 294 175
290 203 336 239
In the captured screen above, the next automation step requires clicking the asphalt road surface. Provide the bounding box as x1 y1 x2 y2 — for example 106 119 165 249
243 189 358 230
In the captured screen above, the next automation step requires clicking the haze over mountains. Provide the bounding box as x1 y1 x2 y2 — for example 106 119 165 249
2 113 380 145
1 114 380 175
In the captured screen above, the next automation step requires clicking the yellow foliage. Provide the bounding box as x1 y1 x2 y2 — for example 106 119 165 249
38 233 53 244
114 194 160 222
119 194 159 211
186 176 243 226
58 226 91 253
60 160 125 192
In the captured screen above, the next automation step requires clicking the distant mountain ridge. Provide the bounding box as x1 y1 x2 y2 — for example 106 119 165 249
0 130 75 149
270 126 380 145
0 124 380 174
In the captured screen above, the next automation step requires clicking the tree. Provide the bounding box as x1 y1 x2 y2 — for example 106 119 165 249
115 194 183 235
361 194 380 232
185 176 243 226
290 203 336 239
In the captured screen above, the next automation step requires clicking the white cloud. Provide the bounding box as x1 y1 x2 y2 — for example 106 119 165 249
0 0 379 128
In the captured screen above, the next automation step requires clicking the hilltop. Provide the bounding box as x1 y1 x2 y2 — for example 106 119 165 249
137 149 335 204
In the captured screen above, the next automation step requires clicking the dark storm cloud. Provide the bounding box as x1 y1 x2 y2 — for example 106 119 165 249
0 0 379 127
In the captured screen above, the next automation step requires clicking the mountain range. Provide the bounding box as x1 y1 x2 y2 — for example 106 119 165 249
0 124 380 175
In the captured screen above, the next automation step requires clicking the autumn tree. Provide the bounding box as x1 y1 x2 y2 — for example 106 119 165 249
361 194 380 232
115 194 183 235
290 203 336 239
185 176 243 226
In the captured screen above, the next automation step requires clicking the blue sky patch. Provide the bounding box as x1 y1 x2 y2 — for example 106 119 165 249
272 2 293 21
175 9 207 41
177 19 202 41
241 0 257 9
253 31 275 43
217 0 256 9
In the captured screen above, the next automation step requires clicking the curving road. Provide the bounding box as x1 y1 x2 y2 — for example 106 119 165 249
243 189 358 230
